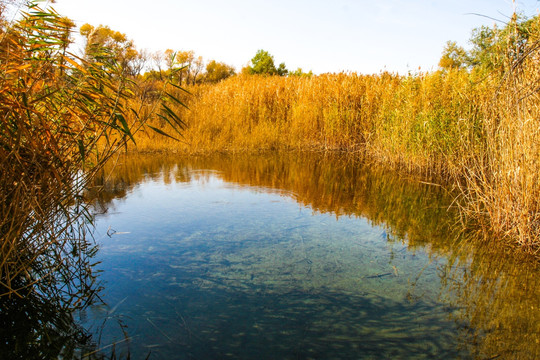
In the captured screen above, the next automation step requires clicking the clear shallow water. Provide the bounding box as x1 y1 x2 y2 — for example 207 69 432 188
84 153 540 359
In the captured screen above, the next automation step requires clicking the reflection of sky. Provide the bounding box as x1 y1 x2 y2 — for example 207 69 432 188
94 172 303 243
86 169 470 359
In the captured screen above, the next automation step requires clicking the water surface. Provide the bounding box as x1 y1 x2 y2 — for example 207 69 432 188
86 152 539 359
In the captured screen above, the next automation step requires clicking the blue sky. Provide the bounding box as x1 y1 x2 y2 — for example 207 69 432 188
50 0 539 74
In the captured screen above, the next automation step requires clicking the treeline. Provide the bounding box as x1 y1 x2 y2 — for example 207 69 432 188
78 24 313 86
77 23 235 84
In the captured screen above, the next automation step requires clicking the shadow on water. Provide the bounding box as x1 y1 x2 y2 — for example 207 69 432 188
0 235 117 360
0 288 91 359
81 152 539 359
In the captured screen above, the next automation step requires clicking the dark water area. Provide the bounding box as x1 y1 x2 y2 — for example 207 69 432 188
81 152 539 359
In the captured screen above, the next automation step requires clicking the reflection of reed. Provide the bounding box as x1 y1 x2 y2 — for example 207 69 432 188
442 231 540 360
0 275 101 359
93 152 540 359
93 152 456 247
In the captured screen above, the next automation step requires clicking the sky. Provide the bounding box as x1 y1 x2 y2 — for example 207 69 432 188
43 0 540 74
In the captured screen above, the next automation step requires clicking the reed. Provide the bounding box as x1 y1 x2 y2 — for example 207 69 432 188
136 71 488 173
456 39 540 253
132 26 540 253
0 2 182 355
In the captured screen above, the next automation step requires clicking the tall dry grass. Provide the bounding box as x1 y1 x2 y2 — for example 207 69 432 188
134 71 492 189
457 41 540 252
0 4 124 354
136 71 489 174
133 51 540 253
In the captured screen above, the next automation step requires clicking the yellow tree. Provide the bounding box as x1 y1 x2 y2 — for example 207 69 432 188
80 23 144 76
438 41 469 71
205 60 236 83
176 50 194 84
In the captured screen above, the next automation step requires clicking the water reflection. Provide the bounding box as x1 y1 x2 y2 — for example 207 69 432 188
90 152 539 359
0 236 107 360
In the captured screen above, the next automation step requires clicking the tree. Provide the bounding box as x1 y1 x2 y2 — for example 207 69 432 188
277 62 288 76
289 67 313 77
205 60 236 83
439 14 540 74
438 41 469 70
156 49 205 85
191 55 204 84
468 15 539 73
175 50 194 84
245 49 287 76
80 23 143 76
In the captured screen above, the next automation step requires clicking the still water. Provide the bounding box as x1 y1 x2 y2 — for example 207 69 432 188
85 152 539 359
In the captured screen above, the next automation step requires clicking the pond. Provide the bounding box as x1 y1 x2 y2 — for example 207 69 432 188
83 152 539 359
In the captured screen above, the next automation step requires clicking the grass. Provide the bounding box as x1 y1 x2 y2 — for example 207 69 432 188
456 50 540 252
135 70 486 174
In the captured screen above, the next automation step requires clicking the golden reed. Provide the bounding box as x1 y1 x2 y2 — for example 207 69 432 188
131 63 539 254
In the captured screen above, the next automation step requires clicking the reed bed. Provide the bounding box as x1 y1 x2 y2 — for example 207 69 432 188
136 71 489 175
456 47 540 252
133 49 540 254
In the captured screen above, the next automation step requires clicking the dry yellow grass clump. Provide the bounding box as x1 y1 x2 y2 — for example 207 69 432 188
457 52 540 252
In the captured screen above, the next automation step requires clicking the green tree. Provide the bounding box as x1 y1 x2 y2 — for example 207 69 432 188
277 62 288 76
469 15 539 72
442 14 540 74
245 49 287 76
438 41 469 70
289 67 313 77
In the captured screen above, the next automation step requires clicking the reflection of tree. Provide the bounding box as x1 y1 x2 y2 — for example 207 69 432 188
93 152 540 359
